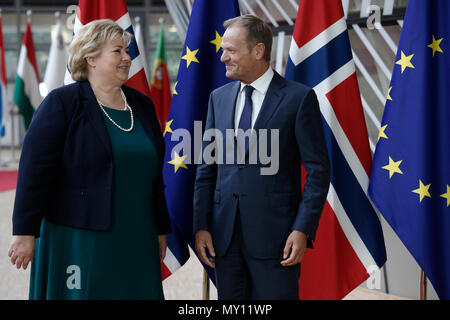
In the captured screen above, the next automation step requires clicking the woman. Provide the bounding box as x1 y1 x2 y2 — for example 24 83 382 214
8 19 171 300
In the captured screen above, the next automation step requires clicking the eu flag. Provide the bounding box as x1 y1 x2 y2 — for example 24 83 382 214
163 0 240 280
369 0 450 299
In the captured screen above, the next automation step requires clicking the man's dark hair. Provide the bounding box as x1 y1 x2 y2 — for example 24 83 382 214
223 14 272 61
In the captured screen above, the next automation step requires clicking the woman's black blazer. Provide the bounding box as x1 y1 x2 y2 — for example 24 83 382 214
13 80 172 237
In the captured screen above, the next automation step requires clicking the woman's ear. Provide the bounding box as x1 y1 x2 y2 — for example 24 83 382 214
85 56 96 68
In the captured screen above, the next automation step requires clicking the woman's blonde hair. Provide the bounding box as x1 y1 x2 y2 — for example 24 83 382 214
68 19 132 81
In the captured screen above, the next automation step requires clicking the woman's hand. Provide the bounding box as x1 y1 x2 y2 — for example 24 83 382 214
158 235 167 263
8 235 35 270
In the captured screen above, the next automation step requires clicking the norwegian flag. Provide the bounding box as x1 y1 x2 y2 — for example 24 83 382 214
64 0 189 279
285 0 387 299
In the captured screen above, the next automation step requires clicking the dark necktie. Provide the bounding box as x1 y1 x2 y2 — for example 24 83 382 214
238 85 254 132
237 85 254 162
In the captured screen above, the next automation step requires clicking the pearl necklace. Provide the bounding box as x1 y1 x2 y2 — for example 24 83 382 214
97 89 134 132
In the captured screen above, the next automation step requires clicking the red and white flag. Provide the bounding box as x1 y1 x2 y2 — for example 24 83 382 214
285 0 387 299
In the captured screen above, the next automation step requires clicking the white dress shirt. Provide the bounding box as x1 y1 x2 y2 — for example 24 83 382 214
234 67 274 131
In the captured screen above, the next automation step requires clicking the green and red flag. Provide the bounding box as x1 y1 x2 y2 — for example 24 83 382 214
150 27 171 128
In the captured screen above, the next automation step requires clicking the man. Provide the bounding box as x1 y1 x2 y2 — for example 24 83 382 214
194 15 330 299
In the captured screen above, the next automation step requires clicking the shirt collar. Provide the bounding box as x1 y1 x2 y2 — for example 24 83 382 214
240 67 274 95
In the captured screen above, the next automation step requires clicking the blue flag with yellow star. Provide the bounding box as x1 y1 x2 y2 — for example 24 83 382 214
369 0 450 299
162 0 240 281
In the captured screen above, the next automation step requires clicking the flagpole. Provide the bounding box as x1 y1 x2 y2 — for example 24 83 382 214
419 269 427 300
202 269 210 300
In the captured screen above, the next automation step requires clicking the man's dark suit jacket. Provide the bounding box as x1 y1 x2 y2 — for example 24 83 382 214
13 80 171 237
194 71 330 259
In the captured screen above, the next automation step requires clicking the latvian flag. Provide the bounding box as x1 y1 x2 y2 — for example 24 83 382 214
285 0 387 299
65 0 189 279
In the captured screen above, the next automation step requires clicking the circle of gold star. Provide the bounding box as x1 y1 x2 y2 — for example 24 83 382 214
412 180 431 203
396 51 415 74
168 151 188 173
210 31 223 53
382 156 403 179
441 184 450 207
164 119 173 137
428 35 444 57
182 46 200 68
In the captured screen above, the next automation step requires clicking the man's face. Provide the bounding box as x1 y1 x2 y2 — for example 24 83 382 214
220 26 257 83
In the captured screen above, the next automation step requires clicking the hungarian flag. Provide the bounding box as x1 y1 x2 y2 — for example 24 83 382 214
14 15 41 130
285 0 387 299
0 12 9 136
65 0 189 280
150 26 171 128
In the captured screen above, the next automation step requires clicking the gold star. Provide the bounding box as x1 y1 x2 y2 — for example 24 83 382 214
164 119 173 137
210 31 223 53
377 125 388 142
412 180 431 203
167 151 188 173
428 35 444 57
173 82 178 95
396 51 415 73
386 87 393 101
182 46 199 68
441 184 450 207
382 156 404 179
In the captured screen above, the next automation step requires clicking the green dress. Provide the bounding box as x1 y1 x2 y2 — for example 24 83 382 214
29 106 164 300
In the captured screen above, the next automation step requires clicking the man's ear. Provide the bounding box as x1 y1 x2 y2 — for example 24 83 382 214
254 43 266 61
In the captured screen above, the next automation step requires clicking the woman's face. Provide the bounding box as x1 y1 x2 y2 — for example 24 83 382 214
88 35 131 86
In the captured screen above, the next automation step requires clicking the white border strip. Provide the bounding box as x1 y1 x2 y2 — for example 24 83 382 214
163 247 182 274
327 183 377 271
314 60 371 195
289 17 347 66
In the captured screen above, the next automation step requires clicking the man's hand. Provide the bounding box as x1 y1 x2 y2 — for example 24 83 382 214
281 230 307 267
158 235 167 263
8 235 35 270
195 230 216 268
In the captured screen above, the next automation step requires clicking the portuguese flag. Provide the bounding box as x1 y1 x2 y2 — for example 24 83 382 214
14 16 41 130
150 27 171 129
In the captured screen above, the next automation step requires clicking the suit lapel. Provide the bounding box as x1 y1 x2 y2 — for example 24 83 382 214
79 80 113 158
253 71 286 131
223 81 241 130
